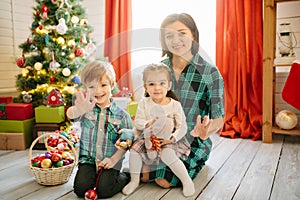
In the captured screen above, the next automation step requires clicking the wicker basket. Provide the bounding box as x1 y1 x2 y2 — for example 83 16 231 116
29 132 77 186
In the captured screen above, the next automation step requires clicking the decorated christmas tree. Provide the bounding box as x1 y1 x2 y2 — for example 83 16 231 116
14 0 96 107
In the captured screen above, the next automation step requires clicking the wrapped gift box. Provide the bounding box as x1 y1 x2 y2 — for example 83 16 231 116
0 104 6 119
5 103 34 120
0 96 13 104
127 101 138 120
0 132 26 150
0 118 35 148
32 123 65 149
35 106 65 123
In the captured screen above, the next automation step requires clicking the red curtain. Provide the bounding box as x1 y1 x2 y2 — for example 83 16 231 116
216 0 263 140
104 0 132 92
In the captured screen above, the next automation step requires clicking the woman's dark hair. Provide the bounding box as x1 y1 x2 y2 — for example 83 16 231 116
160 13 199 58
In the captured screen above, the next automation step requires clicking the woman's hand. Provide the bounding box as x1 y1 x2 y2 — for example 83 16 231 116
190 115 212 140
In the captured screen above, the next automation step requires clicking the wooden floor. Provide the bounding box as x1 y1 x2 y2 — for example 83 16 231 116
0 133 299 200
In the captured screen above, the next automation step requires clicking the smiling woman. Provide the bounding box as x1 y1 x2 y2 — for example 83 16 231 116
130 0 216 101
131 0 216 65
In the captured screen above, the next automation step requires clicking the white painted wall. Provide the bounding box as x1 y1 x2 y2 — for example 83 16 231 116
275 1 300 121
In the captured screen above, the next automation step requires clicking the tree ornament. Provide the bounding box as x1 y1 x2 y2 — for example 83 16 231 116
45 33 49 45
74 48 85 57
16 57 25 68
71 15 79 24
85 42 96 56
31 22 39 29
34 62 43 71
59 0 71 9
56 37 65 45
51 0 58 4
56 18 68 35
41 4 49 19
49 53 61 71
23 92 32 103
80 19 88 26
22 68 29 77
62 67 71 76
27 34 34 45
50 77 55 83
44 89 64 106
35 25 49 34
72 75 81 84
43 47 51 60
67 39 76 48
69 53 75 59
80 34 87 44
55 8 70 23
49 61 60 71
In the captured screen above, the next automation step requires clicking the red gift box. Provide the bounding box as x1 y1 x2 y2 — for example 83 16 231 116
5 103 34 120
0 96 13 104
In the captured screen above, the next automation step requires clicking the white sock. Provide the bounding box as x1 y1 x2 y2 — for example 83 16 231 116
122 150 142 195
161 148 195 197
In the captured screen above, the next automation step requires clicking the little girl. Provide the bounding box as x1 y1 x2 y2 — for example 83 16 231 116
122 63 195 197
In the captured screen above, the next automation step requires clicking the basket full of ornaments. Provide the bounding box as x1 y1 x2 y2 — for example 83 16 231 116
29 131 79 186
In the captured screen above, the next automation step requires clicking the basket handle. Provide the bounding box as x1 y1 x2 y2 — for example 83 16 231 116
28 132 78 167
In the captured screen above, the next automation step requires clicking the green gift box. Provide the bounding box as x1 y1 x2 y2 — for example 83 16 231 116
0 118 35 148
35 106 65 123
127 101 138 120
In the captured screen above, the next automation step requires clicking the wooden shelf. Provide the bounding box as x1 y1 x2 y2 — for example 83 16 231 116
262 0 300 143
272 125 300 136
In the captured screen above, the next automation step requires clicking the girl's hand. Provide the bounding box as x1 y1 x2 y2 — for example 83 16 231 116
74 90 96 116
145 118 157 128
190 115 212 140
159 136 175 146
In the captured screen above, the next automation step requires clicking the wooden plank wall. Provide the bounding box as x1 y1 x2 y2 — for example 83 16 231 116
275 1 300 123
0 0 105 96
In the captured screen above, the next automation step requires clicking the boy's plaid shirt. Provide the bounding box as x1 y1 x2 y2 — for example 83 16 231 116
78 101 133 165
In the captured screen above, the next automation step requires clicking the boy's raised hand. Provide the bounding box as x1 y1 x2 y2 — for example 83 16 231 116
67 90 96 118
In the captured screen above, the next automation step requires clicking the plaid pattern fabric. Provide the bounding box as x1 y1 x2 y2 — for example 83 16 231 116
131 133 191 165
148 54 225 186
78 102 133 165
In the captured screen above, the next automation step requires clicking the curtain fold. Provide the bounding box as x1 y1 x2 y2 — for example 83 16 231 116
104 0 132 92
216 0 263 140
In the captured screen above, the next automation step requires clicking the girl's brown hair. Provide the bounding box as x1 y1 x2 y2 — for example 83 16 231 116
160 13 199 59
143 63 179 101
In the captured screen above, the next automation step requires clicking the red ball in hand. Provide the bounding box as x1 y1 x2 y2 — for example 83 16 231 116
85 189 97 200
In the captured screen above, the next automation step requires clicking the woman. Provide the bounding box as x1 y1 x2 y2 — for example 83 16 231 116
141 13 225 189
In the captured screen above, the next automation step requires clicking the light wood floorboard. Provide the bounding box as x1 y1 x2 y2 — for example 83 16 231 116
0 133 299 200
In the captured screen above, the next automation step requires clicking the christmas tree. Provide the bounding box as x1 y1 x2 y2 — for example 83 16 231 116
14 0 96 107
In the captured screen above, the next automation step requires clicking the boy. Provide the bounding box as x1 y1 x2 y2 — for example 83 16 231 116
66 60 133 198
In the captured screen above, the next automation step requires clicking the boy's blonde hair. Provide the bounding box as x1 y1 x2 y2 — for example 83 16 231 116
80 60 116 87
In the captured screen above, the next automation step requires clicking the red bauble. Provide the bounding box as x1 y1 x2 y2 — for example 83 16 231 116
16 58 25 68
85 189 97 200
50 77 55 83
74 48 85 57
